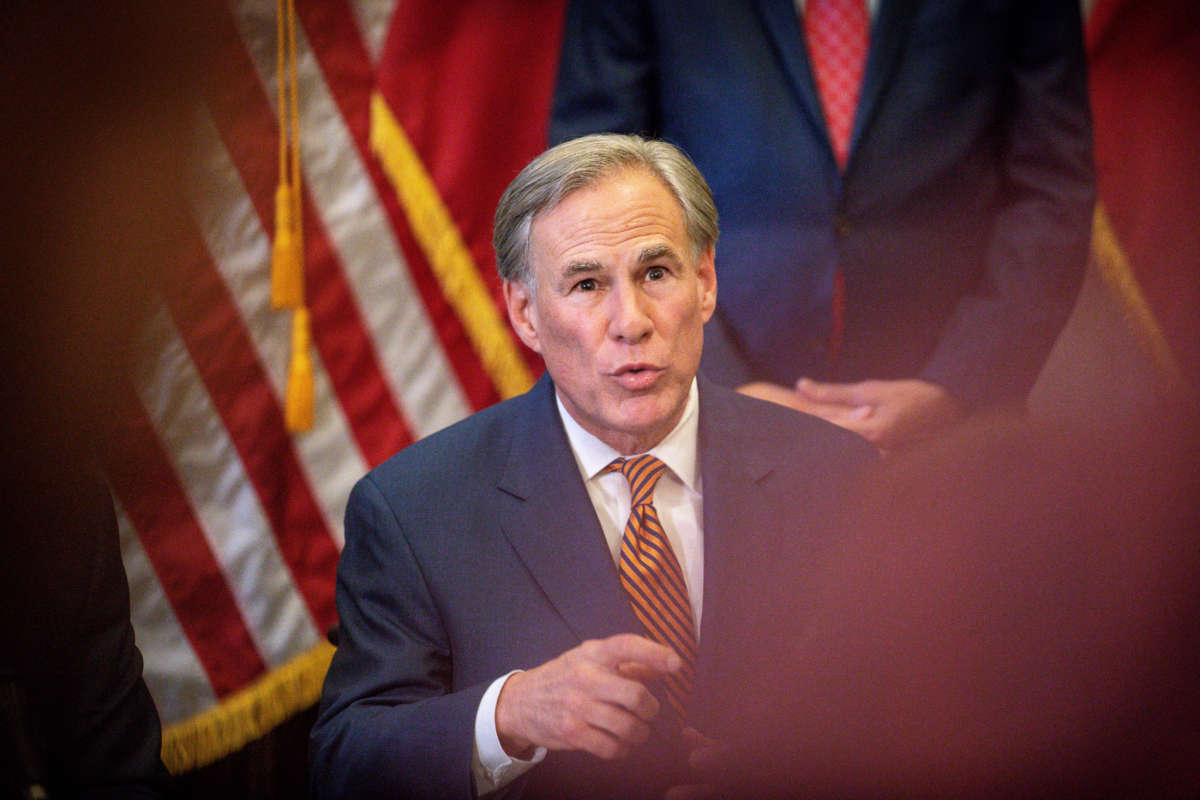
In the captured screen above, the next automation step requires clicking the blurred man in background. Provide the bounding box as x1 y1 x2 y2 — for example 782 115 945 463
552 0 1095 451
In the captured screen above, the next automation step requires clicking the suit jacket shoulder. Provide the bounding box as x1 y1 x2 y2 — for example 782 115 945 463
361 377 528 506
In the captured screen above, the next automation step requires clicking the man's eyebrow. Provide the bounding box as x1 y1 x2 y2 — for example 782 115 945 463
637 244 681 264
561 260 603 277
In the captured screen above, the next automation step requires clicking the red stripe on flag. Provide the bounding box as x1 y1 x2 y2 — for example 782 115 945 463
373 0 563 380
295 0 503 412
103 376 267 698
205 2 415 466
162 223 339 633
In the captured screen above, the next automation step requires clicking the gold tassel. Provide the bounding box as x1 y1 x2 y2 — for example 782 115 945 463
270 183 304 308
285 308 314 432
273 0 314 432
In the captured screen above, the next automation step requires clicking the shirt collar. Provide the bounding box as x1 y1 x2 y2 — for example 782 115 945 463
556 378 700 492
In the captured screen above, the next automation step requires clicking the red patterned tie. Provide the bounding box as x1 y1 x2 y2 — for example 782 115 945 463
606 455 697 720
805 0 869 369
804 0 870 170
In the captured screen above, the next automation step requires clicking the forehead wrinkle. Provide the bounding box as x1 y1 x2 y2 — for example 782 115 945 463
531 171 691 282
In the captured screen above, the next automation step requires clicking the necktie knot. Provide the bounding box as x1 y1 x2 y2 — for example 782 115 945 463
605 454 667 508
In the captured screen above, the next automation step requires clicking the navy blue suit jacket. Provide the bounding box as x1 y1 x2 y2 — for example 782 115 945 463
551 0 1095 407
310 374 873 799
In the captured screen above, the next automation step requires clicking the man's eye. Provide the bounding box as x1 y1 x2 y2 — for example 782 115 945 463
575 278 598 292
646 266 666 281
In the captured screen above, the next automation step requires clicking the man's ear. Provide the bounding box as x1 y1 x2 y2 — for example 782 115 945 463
503 279 542 354
696 246 717 323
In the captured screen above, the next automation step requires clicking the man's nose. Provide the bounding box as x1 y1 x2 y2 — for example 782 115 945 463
607 282 652 342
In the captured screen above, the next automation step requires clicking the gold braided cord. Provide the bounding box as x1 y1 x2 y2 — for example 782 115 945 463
368 92 535 400
287 0 302 247
276 0 287 183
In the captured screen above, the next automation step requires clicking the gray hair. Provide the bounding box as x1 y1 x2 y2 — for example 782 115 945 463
493 133 719 286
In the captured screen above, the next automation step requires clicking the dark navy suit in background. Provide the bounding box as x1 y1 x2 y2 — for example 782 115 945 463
310 375 872 799
1 457 168 799
551 0 1095 407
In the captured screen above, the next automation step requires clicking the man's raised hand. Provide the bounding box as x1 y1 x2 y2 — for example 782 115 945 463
495 633 682 760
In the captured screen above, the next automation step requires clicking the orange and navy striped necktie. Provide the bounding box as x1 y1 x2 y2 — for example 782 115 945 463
605 454 697 720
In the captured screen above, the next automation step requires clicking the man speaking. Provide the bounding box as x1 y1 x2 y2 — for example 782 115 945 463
310 134 873 798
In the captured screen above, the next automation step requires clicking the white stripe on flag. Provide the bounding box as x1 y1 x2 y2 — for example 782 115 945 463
132 302 321 668
116 498 219 722
350 0 401 65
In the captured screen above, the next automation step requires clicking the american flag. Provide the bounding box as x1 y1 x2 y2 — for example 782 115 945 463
103 0 560 770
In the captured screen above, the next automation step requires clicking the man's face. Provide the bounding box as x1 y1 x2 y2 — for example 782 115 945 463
504 168 717 454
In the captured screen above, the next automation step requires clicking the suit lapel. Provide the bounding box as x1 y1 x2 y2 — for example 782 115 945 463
757 0 919 177
850 0 918 164
496 375 639 643
497 378 806 732
691 379 778 725
754 0 832 163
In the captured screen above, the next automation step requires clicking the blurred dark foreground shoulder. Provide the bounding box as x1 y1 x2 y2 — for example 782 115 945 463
711 405 1200 799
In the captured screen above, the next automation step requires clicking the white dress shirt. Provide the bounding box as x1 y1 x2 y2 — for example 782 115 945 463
471 380 704 794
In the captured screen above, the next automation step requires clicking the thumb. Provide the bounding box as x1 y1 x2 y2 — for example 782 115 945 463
596 633 682 674
796 378 858 405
